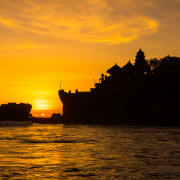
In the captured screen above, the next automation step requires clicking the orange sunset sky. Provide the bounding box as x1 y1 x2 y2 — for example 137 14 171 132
0 0 179 117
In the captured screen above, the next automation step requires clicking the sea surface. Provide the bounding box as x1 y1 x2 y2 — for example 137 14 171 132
0 121 180 179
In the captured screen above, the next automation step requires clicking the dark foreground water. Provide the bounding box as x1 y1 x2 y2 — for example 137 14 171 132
0 121 180 179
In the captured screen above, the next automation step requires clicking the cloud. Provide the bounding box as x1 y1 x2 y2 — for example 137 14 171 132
0 0 160 45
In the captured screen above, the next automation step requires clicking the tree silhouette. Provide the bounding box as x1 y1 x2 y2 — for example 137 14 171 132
153 55 180 81
147 58 160 70
99 73 105 83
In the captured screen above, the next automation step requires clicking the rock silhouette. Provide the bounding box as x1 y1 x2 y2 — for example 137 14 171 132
0 103 32 121
59 49 180 125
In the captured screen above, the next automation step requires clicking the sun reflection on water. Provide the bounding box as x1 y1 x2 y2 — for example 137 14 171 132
0 124 180 179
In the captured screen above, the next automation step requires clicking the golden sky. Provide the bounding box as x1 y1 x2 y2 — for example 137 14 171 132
0 0 179 116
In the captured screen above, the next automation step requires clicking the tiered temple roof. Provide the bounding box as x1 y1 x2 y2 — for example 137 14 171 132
107 63 122 75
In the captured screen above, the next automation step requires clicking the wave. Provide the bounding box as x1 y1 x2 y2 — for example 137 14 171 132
22 139 97 144
23 139 78 144
0 121 33 127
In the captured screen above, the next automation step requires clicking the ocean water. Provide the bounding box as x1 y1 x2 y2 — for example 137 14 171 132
0 121 180 179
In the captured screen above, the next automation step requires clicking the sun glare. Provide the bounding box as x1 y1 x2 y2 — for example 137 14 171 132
33 99 50 110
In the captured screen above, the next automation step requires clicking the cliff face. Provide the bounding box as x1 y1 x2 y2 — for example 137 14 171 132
59 90 95 122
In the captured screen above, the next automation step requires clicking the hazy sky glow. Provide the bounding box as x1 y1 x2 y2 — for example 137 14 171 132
0 0 179 116
0 0 159 45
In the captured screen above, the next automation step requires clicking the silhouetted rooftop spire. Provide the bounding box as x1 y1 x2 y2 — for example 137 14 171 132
136 49 145 59
107 63 122 74
122 60 135 75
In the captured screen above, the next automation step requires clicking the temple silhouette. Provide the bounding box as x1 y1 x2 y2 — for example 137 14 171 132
59 49 180 125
